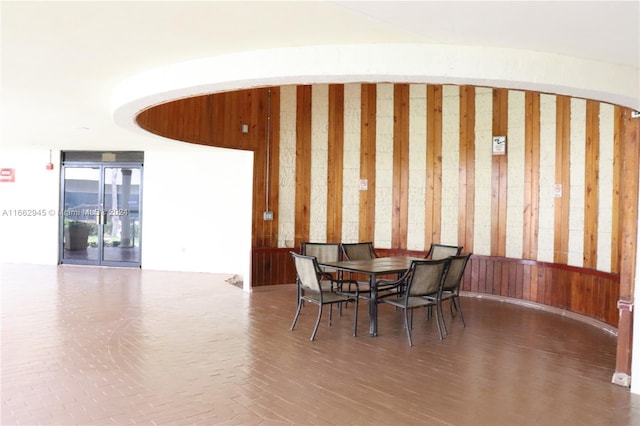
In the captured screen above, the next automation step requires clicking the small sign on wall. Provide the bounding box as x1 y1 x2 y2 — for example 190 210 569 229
492 136 506 155
554 184 562 198
359 179 368 191
0 168 15 183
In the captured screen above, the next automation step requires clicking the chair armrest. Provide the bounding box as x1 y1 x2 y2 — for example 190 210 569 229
334 278 360 296
375 266 411 289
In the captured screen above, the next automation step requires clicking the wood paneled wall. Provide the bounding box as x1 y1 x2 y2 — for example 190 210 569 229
135 84 638 333
463 255 619 326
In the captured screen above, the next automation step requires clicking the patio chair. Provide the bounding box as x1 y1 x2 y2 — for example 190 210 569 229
377 258 451 346
301 241 342 273
341 242 378 261
438 253 472 335
340 242 384 298
289 252 360 341
425 243 463 260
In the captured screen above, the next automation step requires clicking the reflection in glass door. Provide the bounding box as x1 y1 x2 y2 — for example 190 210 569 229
102 167 141 264
60 165 142 267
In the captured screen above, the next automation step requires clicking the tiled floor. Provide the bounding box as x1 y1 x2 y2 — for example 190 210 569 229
1 263 639 426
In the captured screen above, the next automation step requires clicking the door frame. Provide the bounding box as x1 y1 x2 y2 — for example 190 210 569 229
59 158 143 267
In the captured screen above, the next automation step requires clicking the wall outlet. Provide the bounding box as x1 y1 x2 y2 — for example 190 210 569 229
263 211 273 221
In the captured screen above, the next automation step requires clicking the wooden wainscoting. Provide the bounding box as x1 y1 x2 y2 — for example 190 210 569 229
463 255 620 328
252 247 297 288
251 248 620 328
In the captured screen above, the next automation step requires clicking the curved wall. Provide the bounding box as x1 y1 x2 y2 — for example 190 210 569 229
136 82 640 331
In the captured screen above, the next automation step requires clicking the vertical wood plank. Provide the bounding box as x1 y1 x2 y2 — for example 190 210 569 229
523 92 541 260
492 262 501 295
469 256 479 292
508 262 518 298
554 96 571 263
528 264 538 302
459 86 475 253
479 258 488 294
360 84 377 242
583 100 600 268
520 263 529 300
393 84 410 248
252 91 267 247
611 106 623 273
425 85 443 247
266 88 280 247
327 84 345 242
491 88 508 256
295 86 312 247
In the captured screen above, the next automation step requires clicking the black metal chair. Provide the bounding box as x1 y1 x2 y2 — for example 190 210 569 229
298 242 343 307
301 242 342 280
425 243 463 260
289 252 360 341
438 253 472 335
340 242 395 299
377 258 451 346
341 242 378 261
301 241 342 264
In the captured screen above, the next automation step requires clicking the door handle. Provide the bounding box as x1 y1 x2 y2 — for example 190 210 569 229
96 210 108 225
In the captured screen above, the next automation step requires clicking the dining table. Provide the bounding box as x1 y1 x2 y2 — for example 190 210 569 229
318 256 425 336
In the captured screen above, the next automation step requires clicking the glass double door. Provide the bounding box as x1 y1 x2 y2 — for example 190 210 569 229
60 165 142 267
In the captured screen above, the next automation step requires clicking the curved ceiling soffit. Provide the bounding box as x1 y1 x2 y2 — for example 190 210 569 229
112 43 640 136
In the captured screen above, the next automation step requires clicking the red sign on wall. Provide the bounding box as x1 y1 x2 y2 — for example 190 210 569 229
0 168 15 182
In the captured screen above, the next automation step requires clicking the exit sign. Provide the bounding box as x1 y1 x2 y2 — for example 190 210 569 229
0 168 15 183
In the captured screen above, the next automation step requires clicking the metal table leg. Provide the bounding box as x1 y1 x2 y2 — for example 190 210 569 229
368 274 377 336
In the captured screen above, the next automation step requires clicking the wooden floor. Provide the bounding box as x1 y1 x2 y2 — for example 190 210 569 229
1 264 639 426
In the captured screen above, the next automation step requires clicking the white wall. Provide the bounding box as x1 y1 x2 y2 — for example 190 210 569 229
0 149 61 265
141 145 253 282
0 145 254 289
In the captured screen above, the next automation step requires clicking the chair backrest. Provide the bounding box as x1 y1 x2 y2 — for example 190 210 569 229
290 252 322 293
341 242 377 260
426 243 463 260
442 253 471 292
406 258 450 297
301 242 341 263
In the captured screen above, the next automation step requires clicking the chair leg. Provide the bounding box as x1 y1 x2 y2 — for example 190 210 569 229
353 298 359 337
311 305 323 341
453 297 466 327
404 309 413 347
436 301 446 339
290 298 303 331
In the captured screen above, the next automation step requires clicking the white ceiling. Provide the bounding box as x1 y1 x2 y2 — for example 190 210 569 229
1 1 638 150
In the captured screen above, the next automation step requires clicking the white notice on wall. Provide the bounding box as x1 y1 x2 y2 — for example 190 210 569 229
492 136 506 155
